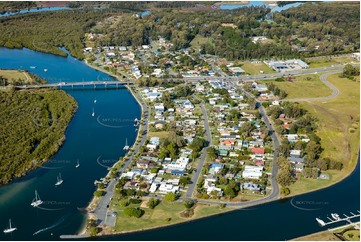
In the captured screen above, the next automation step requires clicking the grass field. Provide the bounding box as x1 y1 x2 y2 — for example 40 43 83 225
105 199 232 234
287 74 360 196
306 56 359 68
0 70 32 84
239 61 275 75
292 230 340 241
261 74 333 99
190 35 210 50
147 131 170 139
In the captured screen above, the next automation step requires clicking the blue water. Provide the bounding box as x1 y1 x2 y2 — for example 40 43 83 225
0 48 141 240
0 47 359 240
220 1 304 11
141 11 152 17
103 158 360 240
0 7 72 17
220 1 267 10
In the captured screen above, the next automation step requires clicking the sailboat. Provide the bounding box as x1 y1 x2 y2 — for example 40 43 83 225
92 107 95 117
75 160 80 168
94 99 97 104
30 190 43 207
123 138 129 150
3 219 17 234
55 173 63 186
134 118 139 126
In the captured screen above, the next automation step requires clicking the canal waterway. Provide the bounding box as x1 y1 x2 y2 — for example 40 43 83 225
0 47 141 240
0 46 359 241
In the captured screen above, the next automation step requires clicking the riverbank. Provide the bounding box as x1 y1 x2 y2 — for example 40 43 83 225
0 82 78 186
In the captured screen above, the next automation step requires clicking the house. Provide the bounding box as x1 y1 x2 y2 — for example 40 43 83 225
288 157 305 163
251 147 265 155
285 134 298 143
149 183 159 193
123 181 139 190
209 163 224 175
294 163 304 172
290 149 302 158
154 103 165 112
149 137 160 146
242 182 261 191
136 160 149 169
206 184 223 196
242 165 263 179
158 183 179 194
218 149 229 156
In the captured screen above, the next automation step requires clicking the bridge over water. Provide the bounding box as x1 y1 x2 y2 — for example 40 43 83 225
16 80 133 89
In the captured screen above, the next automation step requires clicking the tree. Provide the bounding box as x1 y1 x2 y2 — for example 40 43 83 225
93 190 105 197
277 169 293 187
240 122 255 137
305 141 322 161
183 199 195 209
207 147 218 160
147 198 160 209
342 64 360 79
164 192 177 202
179 176 191 186
190 137 206 152
280 186 290 196
123 207 144 218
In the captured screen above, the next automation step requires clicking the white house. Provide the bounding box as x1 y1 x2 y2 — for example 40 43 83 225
158 183 179 194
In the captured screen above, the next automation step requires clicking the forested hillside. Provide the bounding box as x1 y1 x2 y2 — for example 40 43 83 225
0 89 77 185
90 1 359 60
0 8 112 59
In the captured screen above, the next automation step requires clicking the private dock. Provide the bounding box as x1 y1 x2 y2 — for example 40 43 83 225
316 210 360 229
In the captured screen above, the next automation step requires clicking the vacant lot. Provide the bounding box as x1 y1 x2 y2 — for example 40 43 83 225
239 61 275 75
190 35 210 50
306 56 359 68
0 70 31 84
288 74 359 196
262 74 332 99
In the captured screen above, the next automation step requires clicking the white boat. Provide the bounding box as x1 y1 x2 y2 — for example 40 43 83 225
315 218 325 227
44 69 48 72
3 219 17 234
55 173 63 186
123 138 129 150
30 190 43 207
134 118 139 126
94 99 97 104
92 107 95 117
30 66 37 69
331 213 340 221
75 160 80 168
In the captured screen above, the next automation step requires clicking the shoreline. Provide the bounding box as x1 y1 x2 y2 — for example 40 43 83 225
78 61 359 240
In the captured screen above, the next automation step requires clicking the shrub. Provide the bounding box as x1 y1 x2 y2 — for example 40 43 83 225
123 207 144 218
147 198 160 209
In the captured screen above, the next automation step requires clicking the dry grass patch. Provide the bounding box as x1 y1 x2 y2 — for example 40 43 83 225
288 73 359 196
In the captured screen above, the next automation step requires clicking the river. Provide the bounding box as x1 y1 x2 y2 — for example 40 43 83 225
0 47 141 240
0 47 359 241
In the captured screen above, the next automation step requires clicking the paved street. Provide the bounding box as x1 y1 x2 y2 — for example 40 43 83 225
185 103 212 198
92 86 149 226
284 71 340 102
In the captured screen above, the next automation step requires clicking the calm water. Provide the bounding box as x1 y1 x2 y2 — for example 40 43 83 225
104 159 360 241
220 1 304 12
0 48 141 240
0 47 359 241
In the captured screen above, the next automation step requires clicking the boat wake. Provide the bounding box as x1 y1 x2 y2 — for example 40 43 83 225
33 214 69 236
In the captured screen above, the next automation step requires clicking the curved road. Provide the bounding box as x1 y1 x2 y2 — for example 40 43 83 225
284 71 340 102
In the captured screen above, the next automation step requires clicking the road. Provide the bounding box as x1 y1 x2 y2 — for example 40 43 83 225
185 103 212 198
92 85 149 227
182 65 345 82
284 71 340 102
